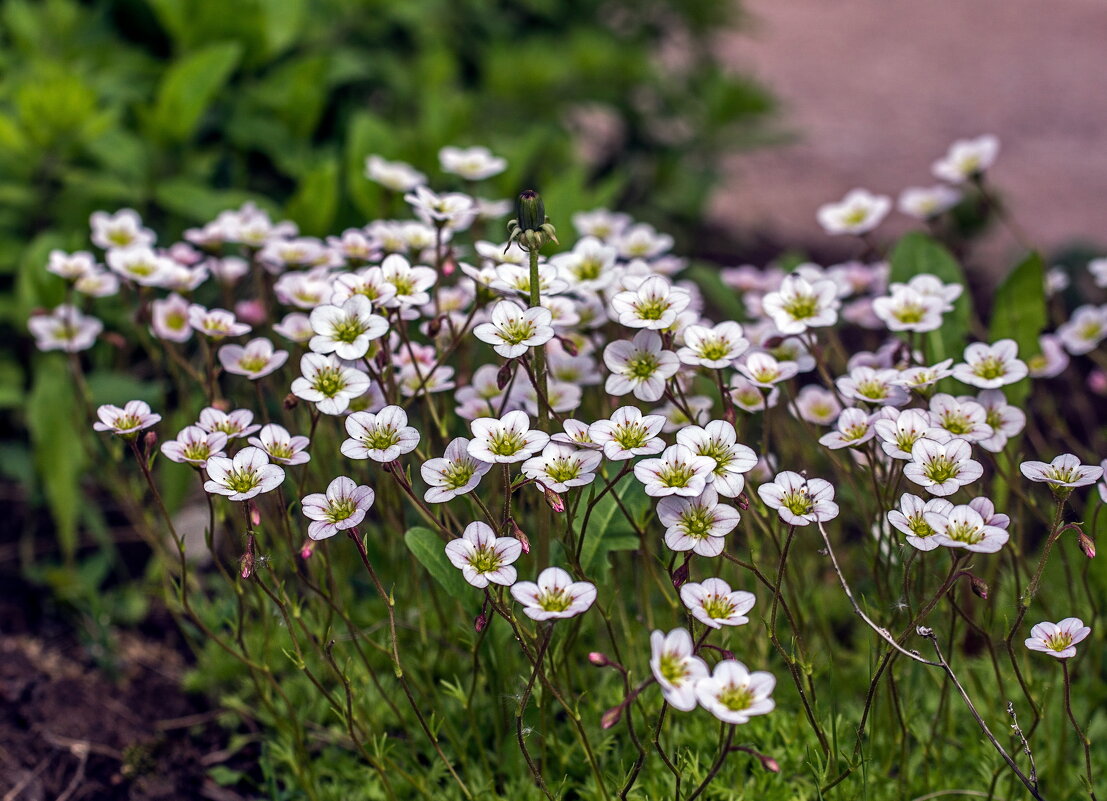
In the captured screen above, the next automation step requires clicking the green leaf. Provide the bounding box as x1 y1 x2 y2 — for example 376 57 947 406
154 178 278 223
988 252 1046 405
889 232 973 362
404 526 470 601
149 42 242 142
577 476 646 576
285 157 338 236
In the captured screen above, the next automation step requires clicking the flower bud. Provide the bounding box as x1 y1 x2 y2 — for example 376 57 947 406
544 487 565 513
601 703 624 730
427 315 443 338
212 398 231 412
240 535 256 579
557 336 579 357
103 331 128 349
300 539 316 560
248 501 261 527
474 612 488 632
737 493 750 511
143 430 158 452
497 360 515 390
588 652 611 667
761 757 781 773
515 190 545 232
970 576 989 600
671 560 690 590
1078 531 1096 559
509 518 531 554
283 393 299 410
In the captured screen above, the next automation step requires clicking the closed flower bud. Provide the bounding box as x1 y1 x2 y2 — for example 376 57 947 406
248 501 262 527
283 393 299 410
601 703 624 730
103 331 128 349
1078 531 1096 559
515 190 545 232
671 560 690 590
761 756 781 773
588 652 611 667
474 612 488 632
557 336 578 357
737 493 750 511
970 576 989 600
509 518 531 553
544 486 565 513
427 315 443 338
497 360 515 390
143 430 158 452
300 539 315 560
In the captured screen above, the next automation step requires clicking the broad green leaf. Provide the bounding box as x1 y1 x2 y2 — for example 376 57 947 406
889 232 972 362
285 158 338 236
404 526 470 601
988 251 1046 405
149 42 242 142
577 475 647 576
154 178 278 223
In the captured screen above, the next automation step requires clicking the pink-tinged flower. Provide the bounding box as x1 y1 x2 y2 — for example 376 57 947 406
603 330 680 402
197 407 259 439
203 446 285 501
439 145 507 181
792 385 842 426
1020 454 1103 492
90 208 155 249
904 438 983 496
931 134 999 184
952 340 1027 389
149 293 192 343
379 253 437 308
757 471 839 526
677 321 749 368
819 408 877 450
290 353 371 415
967 497 1010 530
762 274 840 334
248 423 310 466
273 313 314 344
1026 335 1069 379
588 406 666 461
93 400 161 437
657 486 738 557
188 304 251 339
676 421 757 498
106 245 173 286
28 305 102 353
887 493 954 551
897 185 961 220
330 267 397 307
74 269 121 298
1025 618 1091 659
301 476 375 540
736 352 799 389
550 419 602 450
976 390 1026 453
874 409 947 460
365 154 426 192
680 578 756 629
510 567 596 621
473 301 555 358
47 249 97 281
893 359 955 391
928 394 992 442
160 425 227 468
1057 305 1107 355
444 521 522 588
308 295 389 360
924 504 1009 553
274 269 333 309
634 445 716 498
522 442 602 493
611 275 691 330
218 338 288 380
872 286 946 333
341 406 420 462
550 236 618 292
649 628 708 712
729 375 780 412
420 437 492 503
816 188 891 236
405 186 478 232
837 366 910 407
468 410 549 464
694 660 776 725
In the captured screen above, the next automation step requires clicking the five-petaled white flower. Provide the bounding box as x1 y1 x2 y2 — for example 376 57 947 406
657 487 738 557
924 503 1009 553
28 305 102 353
218 337 289 380
649 628 709 712
952 340 1027 389
188 305 251 339
341 406 421 462
816 188 892 236
819 408 877 450
611 275 691 330
510 567 596 620
248 423 311 466
634 444 716 498
301 476 375 540
522 442 602 493
694 660 776 725
1020 454 1103 493
903 438 982 496
203 446 285 501
160 425 227 467
439 145 507 181
588 406 667 461
468 411 549 463
680 578 756 629
762 274 840 334
897 185 961 220
757 471 839 526
290 353 371 415
677 322 749 368
91 208 155 249
931 134 999 184
837 366 909 407
737 352 799 388
1024 618 1091 659
603 330 680 402
198 407 259 439
445 521 522 588
887 493 954 551
308 295 389 360
93 400 161 437
365 155 426 192
473 301 555 358
421 437 492 503
872 286 946 333
675 421 757 498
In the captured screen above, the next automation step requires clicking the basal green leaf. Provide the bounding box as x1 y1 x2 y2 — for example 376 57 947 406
889 232 972 362
404 526 471 601
150 42 242 142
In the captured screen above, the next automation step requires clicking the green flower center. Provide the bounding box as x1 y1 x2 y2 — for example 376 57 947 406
267 443 295 460
716 685 755 712
488 431 525 457
893 302 926 323
239 355 270 373
678 506 715 539
537 588 573 612
781 489 813 517
657 463 695 489
500 318 537 345
1078 322 1102 340
634 298 669 321
1043 467 1079 485
182 442 212 461
699 339 732 361
855 379 889 400
659 652 689 685
1044 632 1074 652
944 521 984 544
573 259 602 281
842 208 869 226
614 423 651 450
701 595 736 620
906 515 934 538
312 366 346 398
544 458 582 484
332 316 368 344
972 356 1006 380
225 469 260 493
362 428 400 451
108 230 134 246
166 311 187 330
443 462 477 490
468 545 503 574
324 498 357 524
626 352 660 380
114 414 142 431
212 421 242 435
781 294 819 320
923 455 959 484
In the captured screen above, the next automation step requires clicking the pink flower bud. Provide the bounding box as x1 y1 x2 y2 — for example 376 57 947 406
248 501 261 527
1089 369 1107 396
671 560 690 590
601 704 623 729
762 757 781 773
300 539 316 560
441 258 456 276
474 612 488 632
283 393 299 410
970 576 989 600
1078 531 1096 559
737 493 750 511
588 652 610 667
509 519 531 554
234 299 267 326
544 487 565 513
143 430 158 452
558 336 579 357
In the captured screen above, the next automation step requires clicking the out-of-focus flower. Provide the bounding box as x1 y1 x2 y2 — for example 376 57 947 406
872 286 946 332
365 155 426 192
737 352 799 388
819 408 877 450
93 400 161 437
897 185 961 220
836 366 909 406
28 305 102 352
792 385 842 425
90 209 155 249
931 134 1000 183
219 338 288 380
405 186 478 232
47 250 97 281
438 146 507 181
816 188 891 235
1057 305 1107 355
1027 335 1070 378
188 305 251 339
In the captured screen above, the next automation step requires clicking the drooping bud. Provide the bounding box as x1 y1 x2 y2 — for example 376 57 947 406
588 652 611 667
970 576 989 600
474 611 488 632
508 518 531 553
497 360 515 390
557 336 579 357
761 756 781 773
283 393 299 410
248 500 262 527
544 487 565 513
601 703 624 730
671 559 690 590
736 493 750 511
426 315 443 338
515 190 545 232
1078 531 1096 559
240 534 257 579
300 539 316 560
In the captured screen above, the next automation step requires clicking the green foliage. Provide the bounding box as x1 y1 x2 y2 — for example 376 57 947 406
889 231 974 361
405 525 471 600
989 251 1047 405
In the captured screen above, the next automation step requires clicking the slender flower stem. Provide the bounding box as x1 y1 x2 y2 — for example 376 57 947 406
1062 660 1098 801
516 625 556 800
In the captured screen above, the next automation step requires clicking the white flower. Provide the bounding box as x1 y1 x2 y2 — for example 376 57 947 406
729 376 779 412
818 408 877 450
757 471 839 526
1090 258 1107 288
438 145 507 180
341 406 421 462
106 245 173 286
93 400 161 437
634 445 716 498
836 366 910 407
248 423 311 466
694 660 776 725
91 209 155 249
762 274 840 334
273 313 314 344
421 438 492 503
405 186 478 232
489 262 568 298
680 578 756 629
649 628 708 712
675 421 757 498
737 352 799 388
301 476 375 540
893 359 954 391
588 406 667 461
816 188 892 236
74 269 120 298
676 322 749 368
365 155 426 192
330 268 398 308
47 249 97 281
203 446 285 501
1019 454 1103 490
603 330 680 402
147 293 192 343
657 486 738 556
924 504 1009 553
904 439 983 496
28 305 102 352
887 493 954 551
952 340 1027 389
290 353 371 415
308 296 389 360
897 185 961 219
160 425 227 467
976 390 1026 453
468 410 549 464
610 275 691 330
380 254 437 308
550 419 602 450
188 305 251 339
510 567 596 621
522 442 602 493
874 409 947 460
792 385 841 425
550 236 618 292
218 338 288 380
1027 335 1069 378
931 134 999 184
872 286 946 332
897 274 963 310
473 301 555 358
928 394 992 442
1057 305 1107 355
197 407 259 439
571 208 631 241
615 223 673 260
444 521 522 588
1025 618 1091 659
